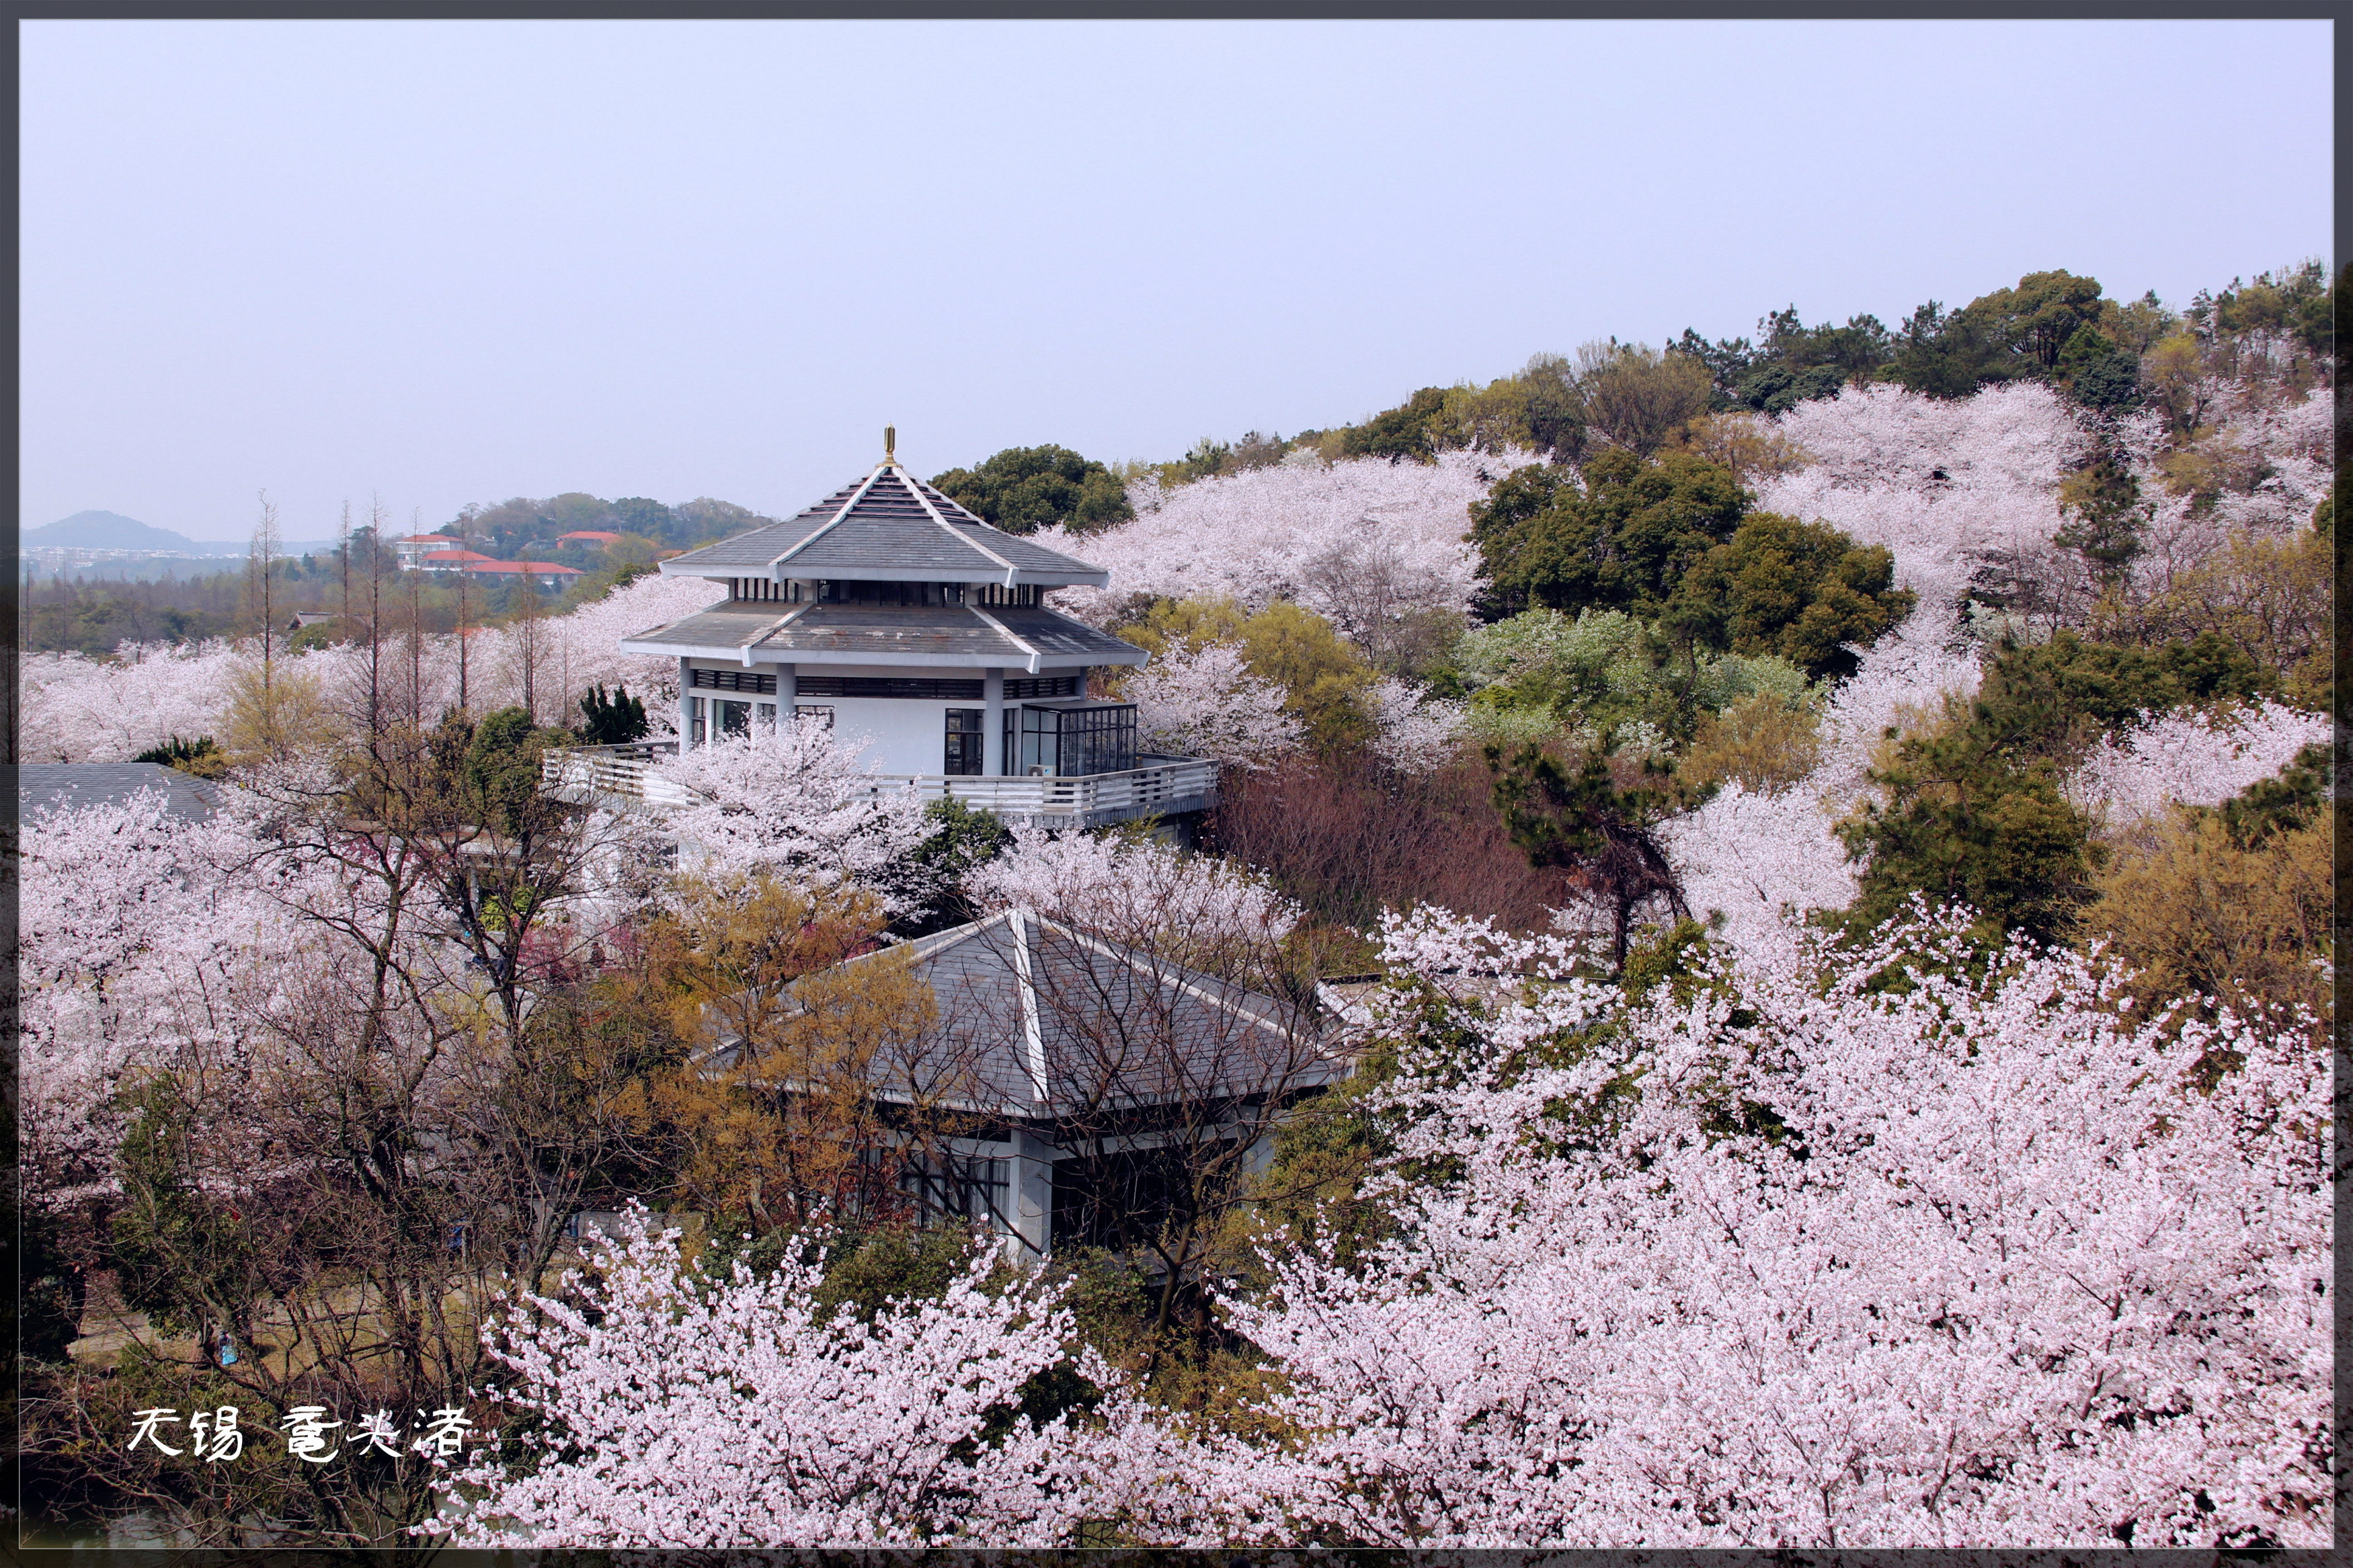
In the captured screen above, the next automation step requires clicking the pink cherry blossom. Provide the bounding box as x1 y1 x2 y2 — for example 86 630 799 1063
966 821 1300 945
1041 450 1514 634
1121 638 1303 768
434 1210 1138 1548
647 720 934 912
15 788 295 1205
2065 700 2328 829
20 641 245 762
1362 675 1470 773
1100 905 2329 1549
16 572 722 762
1757 380 2086 614
1657 781 1856 962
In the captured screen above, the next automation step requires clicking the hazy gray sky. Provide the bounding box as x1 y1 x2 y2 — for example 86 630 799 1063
22 18 2333 542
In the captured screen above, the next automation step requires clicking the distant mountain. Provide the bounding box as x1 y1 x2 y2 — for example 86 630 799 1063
22 511 342 557
25 510 202 551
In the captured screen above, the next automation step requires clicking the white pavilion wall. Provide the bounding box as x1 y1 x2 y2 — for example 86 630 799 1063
806 694 962 774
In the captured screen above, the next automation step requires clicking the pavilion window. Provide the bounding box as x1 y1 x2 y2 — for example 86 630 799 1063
943 708 984 776
1007 700 1137 777
689 668 778 694
813 580 972 607
900 1149 1010 1229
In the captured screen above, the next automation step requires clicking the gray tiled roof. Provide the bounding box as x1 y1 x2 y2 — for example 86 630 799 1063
711 911 1338 1122
978 606 1146 660
619 604 799 651
660 463 1112 586
619 602 1148 668
18 763 249 823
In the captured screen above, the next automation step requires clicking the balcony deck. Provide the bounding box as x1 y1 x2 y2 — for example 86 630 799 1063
541 742 1218 828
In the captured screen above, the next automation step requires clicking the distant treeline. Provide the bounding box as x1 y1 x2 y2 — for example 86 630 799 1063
24 259 2333 652
1146 259 2338 482
18 529 664 657
900 260 2337 540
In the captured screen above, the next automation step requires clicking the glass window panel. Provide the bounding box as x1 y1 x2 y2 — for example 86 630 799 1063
944 708 984 776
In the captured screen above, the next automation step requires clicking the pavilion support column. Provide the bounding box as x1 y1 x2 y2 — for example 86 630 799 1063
1008 1126 1056 1262
984 667 1005 775
779 662 797 716
676 658 696 750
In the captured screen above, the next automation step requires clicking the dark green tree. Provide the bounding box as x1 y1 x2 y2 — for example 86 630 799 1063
1886 271 2109 397
1884 299 2007 397
463 706 555 835
1976 630 2268 752
2218 741 2331 849
576 683 649 745
1517 352 1587 458
931 445 1133 536
1489 742 1697 971
1838 630 2271 947
1673 308 1890 413
2056 325 2141 411
608 496 678 543
893 797 1014 937
1471 449 1751 620
1969 270 2108 373
1728 362 1847 415
2054 448 2152 586
1339 386 1449 464
132 735 227 776
1667 513 1913 677
1838 728 2093 948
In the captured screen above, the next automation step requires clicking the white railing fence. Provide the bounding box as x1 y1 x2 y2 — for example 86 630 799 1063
542 744 1217 822
541 742 699 808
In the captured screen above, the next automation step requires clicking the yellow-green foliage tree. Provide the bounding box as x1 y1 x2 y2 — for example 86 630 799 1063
1117 597 1378 753
635 874 965 1239
2081 810 2329 1036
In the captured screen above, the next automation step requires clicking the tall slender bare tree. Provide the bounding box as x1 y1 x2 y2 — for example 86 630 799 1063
241 493 282 700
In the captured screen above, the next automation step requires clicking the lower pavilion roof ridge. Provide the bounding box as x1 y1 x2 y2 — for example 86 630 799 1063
621 597 1146 671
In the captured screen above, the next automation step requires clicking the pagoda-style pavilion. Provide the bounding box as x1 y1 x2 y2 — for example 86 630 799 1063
547 438 1214 828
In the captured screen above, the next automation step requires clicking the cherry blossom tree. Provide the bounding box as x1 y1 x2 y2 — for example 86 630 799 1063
1361 675 1469 774
471 569 720 728
2113 383 2332 614
434 1210 1138 1548
1041 450 1512 639
1122 638 1302 767
15 788 289 1206
1757 381 2087 615
1655 781 1856 962
965 821 1300 946
648 720 934 914
17 571 722 762
1099 905 2330 1549
19 641 246 762
1810 603 1985 809
2064 700 2329 831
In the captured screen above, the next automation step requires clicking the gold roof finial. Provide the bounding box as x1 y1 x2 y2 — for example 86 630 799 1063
884 424 897 464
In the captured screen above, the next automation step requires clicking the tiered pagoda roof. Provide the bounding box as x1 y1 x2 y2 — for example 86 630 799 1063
625 449 1140 671
659 458 1110 587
